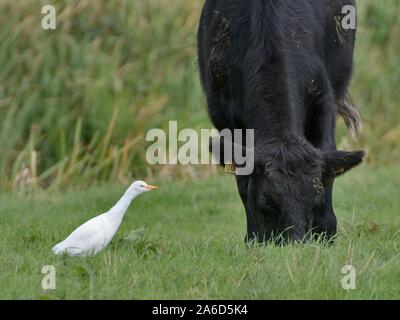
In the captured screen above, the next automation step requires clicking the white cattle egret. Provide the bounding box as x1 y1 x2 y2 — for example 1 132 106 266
52 181 158 257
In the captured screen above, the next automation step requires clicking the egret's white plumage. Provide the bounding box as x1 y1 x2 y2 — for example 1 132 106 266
52 181 158 257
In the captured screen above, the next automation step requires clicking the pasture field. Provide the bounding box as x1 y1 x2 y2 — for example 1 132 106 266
0 0 399 301
0 165 399 300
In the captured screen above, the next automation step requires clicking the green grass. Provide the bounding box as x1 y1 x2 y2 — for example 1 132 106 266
1 165 399 300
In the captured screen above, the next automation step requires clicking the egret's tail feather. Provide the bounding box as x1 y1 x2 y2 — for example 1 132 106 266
52 242 66 255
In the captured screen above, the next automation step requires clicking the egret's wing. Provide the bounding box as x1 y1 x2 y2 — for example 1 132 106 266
64 214 107 243
53 213 117 256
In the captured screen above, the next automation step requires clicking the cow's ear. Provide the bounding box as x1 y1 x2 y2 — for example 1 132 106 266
322 150 365 178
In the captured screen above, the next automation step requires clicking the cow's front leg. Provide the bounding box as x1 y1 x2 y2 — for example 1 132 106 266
235 175 259 243
209 136 258 242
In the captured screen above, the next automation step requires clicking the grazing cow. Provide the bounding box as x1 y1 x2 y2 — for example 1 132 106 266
198 0 365 242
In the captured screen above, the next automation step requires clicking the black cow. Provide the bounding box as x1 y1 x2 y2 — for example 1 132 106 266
198 0 365 242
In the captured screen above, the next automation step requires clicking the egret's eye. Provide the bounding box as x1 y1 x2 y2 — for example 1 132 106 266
140 185 145 188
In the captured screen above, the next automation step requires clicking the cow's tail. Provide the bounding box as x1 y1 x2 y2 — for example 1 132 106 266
338 93 362 138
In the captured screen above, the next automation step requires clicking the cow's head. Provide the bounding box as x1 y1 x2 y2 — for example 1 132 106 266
211 135 365 243
249 136 365 243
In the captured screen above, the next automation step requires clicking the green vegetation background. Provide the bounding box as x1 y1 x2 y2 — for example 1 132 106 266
0 0 399 192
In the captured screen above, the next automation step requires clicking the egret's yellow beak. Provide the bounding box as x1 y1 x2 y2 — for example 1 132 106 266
144 185 159 190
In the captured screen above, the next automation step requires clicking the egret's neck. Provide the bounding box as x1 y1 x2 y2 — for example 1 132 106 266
108 190 139 219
